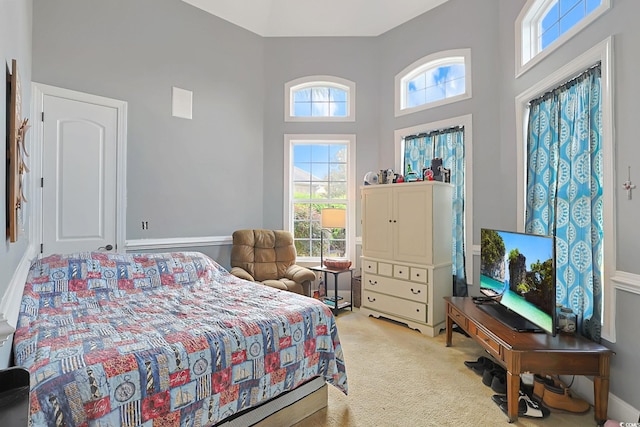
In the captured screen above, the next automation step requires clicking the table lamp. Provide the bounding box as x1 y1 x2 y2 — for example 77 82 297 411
320 208 346 268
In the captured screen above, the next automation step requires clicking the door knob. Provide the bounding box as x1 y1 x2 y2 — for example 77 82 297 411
98 244 113 251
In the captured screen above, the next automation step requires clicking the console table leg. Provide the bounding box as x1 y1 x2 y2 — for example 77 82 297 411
594 353 611 424
506 371 520 422
445 316 453 347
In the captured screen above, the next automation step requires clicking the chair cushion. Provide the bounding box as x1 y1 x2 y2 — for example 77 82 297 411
231 229 297 282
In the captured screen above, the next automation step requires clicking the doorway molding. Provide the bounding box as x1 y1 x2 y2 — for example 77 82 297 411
30 83 128 253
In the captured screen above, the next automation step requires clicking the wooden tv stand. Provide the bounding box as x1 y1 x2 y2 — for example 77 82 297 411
445 297 613 424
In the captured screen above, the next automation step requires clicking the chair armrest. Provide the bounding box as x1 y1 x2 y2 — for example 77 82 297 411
230 267 255 282
285 265 316 284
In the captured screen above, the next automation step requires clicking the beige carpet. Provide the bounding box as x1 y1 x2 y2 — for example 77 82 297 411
295 309 599 427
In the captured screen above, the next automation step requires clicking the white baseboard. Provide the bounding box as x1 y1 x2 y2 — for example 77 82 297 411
0 244 38 348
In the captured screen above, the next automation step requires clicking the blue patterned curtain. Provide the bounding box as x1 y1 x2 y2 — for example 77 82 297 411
525 64 602 341
404 127 467 295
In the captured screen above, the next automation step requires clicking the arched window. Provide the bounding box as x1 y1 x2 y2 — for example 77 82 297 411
285 76 355 122
516 0 609 76
395 49 471 117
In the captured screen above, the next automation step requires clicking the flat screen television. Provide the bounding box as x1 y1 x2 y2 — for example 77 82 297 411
479 228 556 335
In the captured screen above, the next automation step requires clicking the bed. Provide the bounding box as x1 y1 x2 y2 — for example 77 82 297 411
12 251 348 426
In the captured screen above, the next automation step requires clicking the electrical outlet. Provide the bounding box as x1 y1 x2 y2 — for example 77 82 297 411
141 221 149 230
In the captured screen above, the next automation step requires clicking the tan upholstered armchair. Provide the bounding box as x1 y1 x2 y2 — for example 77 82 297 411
229 229 316 295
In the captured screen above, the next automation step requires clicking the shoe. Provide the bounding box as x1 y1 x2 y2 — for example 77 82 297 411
491 371 507 394
464 356 495 375
482 365 506 387
497 390 551 419
533 374 555 401
542 383 591 413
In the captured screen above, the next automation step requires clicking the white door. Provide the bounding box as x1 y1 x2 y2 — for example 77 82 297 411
41 94 118 255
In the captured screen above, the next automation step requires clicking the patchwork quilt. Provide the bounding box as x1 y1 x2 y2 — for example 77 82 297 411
13 251 348 427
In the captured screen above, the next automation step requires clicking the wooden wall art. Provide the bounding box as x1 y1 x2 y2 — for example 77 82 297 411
6 59 29 243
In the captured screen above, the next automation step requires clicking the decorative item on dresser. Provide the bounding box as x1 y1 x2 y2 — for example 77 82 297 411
360 181 454 337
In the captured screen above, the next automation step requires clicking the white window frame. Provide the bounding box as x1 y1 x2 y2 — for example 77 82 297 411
394 114 473 286
285 76 355 122
515 0 610 78
515 37 616 341
283 134 356 263
395 49 472 117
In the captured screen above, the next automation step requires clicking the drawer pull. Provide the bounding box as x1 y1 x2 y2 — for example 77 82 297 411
410 288 421 295
416 308 420 312
368 279 378 285
398 270 403 274
367 296 376 302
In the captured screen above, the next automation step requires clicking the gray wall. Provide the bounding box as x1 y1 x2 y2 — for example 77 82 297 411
32 0 266 240
1 0 32 368
22 0 640 413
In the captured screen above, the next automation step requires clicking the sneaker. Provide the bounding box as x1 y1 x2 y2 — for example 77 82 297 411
496 390 551 419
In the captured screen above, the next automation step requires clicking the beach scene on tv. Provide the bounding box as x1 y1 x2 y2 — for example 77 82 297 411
480 229 555 333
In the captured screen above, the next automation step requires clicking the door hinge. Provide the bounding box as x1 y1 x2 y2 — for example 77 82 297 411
40 243 44 254
40 177 44 188
41 111 44 121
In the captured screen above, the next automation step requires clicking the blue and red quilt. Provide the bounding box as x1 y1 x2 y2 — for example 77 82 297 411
13 251 348 427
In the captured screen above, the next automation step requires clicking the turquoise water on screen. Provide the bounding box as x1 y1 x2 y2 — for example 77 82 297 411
480 274 552 333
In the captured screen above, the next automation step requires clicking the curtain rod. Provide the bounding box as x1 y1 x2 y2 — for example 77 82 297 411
403 125 464 141
529 62 601 106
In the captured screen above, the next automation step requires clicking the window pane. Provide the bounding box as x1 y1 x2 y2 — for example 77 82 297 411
425 85 445 103
408 74 426 91
295 239 311 257
560 5 585 34
407 89 425 108
541 3 559 32
560 0 581 15
330 102 347 117
311 87 329 102
329 88 347 102
313 182 328 199
447 64 465 81
446 77 466 97
293 88 311 102
329 182 347 199
294 203 310 220
293 102 312 117
311 144 329 162
541 25 560 49
311 102 329 117
293 182 311 199
330 145 346 162
311 162 329 180
293 145 311 163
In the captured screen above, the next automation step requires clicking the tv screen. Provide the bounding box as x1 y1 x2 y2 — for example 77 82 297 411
480 228 556 335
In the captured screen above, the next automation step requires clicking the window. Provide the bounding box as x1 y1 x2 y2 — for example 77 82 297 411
515 38 614 340
395 49 471 117
285 76 355 122
516 0 609 76
284 135 356 262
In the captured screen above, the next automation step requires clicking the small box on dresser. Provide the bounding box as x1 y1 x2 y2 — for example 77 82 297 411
360 181 453 337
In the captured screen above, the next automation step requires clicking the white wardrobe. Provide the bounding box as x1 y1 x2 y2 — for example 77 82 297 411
360 181 453 336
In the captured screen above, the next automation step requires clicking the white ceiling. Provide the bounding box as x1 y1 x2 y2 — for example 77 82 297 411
182 0 450 37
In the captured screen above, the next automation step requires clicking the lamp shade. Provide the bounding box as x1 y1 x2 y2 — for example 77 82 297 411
321 208 346 229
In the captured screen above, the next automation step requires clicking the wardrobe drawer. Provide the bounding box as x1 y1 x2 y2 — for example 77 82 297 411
410 267 428 284
363 260 377 274
362 274 427 303
378 262 393 277
362 290 427 323
393 264 409 280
